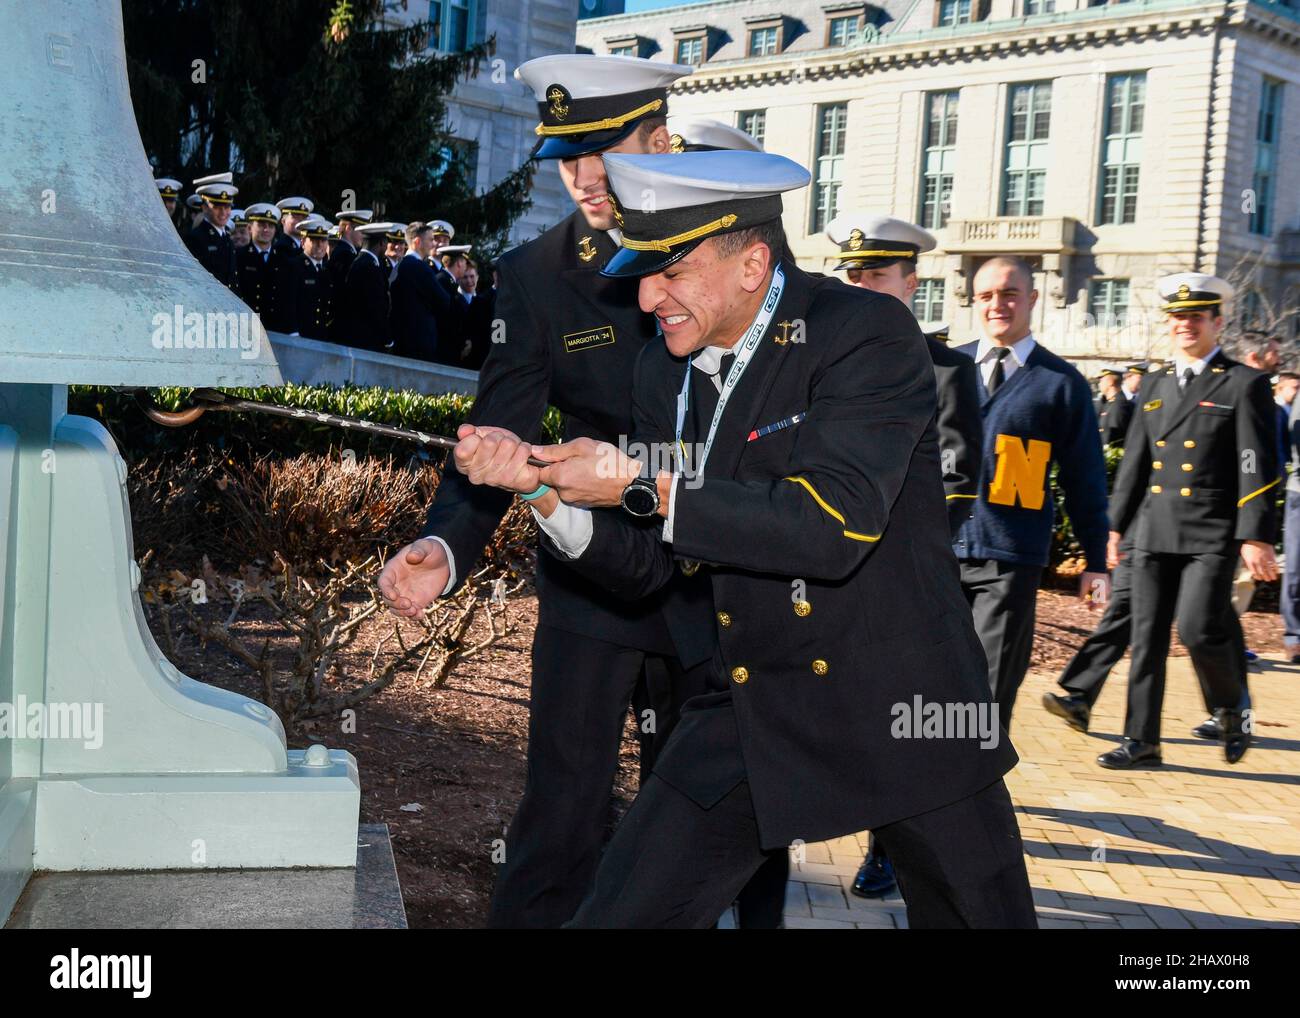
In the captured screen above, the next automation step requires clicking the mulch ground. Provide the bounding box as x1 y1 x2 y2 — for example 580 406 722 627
144 576 1288 928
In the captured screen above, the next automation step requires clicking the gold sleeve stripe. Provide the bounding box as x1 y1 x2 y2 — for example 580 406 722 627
945 493 978 501
785 476 881 543
1238 476 1281 508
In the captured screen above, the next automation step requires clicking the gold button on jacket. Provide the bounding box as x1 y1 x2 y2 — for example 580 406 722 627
731 666 749 684
717 611 732 627
793 600 811 617
1151 485 1162 493
812 659 829 676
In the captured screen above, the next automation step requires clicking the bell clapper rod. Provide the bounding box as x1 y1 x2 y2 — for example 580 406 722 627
120 387 551 467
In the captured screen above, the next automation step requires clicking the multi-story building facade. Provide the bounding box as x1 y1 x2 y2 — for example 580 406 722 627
387 0 578 246
577 0 1300 369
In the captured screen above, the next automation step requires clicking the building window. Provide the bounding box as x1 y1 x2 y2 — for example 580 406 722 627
1098 72 1144 225
828 15 861 46
749 26 779 56
920 91 959 229
811 103 848 234
431 138 479 192
1023 0 1055 13
609 45 636 57
1088 279 1131 328
1238 290 1265 330
938 0 973 26
738 110 766 148
1251 78 1282 236
428 0 474 52
1002 81 1052 217
913 279 946 323
676 36 704 65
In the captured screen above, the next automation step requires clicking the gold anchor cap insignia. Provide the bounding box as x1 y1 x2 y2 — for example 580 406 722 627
1177 283 1191 300
547 84 570 122
847 228 865 251
669 133 685 153
577 236 598 262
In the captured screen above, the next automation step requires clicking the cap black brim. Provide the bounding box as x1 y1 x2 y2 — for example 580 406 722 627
532 121 642 160
600 242 697 278
833 256 907 272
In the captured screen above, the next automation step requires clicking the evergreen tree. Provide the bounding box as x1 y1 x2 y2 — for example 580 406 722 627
125 0 532 258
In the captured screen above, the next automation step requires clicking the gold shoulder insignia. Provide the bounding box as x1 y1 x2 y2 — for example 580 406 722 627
1144 399 1162 411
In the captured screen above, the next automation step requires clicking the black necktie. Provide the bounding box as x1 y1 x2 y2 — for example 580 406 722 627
689 353 735 445
988 347 1011 395
1180 367 1196 392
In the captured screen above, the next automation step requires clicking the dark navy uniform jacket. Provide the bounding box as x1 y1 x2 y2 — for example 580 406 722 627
297 256 333 340
1111 351 1278 553
184 220 236 289
926 332 983 537
342 249 391 351
548 267 1017 849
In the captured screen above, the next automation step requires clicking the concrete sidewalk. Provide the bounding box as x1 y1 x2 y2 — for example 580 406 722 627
768 655 1300 929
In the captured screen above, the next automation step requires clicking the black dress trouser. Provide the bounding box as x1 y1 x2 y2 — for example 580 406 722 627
959 558 1043 727
487 624 787 928
1058 543 1133 704
567 771 1037 929
1124 547 1249 744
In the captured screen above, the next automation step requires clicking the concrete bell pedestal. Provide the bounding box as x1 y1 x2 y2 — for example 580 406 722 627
0 385 360 922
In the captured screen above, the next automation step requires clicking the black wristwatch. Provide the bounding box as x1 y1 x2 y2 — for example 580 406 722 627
620 473 661 518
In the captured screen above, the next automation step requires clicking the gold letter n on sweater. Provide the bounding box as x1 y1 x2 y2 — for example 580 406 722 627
988 435 1052 510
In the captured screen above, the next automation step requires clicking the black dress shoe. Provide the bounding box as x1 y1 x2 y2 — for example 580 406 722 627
1042 692 1091 733
1217 710 1251 764
1097 739 1162 769
1192 716 1223 740
851 852 897 899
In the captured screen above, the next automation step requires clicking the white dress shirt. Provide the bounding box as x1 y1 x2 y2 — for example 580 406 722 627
974 333 1037 390
1174 345 1220 384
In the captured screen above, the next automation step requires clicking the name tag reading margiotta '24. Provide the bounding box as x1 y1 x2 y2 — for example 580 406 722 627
563 325 616 353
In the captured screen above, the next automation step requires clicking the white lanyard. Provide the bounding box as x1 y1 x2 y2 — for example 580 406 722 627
674 263 785 476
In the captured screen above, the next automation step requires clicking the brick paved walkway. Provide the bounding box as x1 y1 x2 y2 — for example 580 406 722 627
747 655 1300 929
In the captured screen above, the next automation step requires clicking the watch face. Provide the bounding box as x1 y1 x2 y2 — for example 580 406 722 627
622 481 658 517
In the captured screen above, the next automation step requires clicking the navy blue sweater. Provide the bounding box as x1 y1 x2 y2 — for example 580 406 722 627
952 340 1110 573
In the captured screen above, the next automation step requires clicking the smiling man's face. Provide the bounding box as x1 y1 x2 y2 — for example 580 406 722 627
1167 309 1221 361
973 259 1036 345
557 125 670 230
636 235 773 358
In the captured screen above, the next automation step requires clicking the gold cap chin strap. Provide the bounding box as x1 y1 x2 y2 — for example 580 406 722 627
535 99 664 137
621 214 738 254
839 248 916 260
